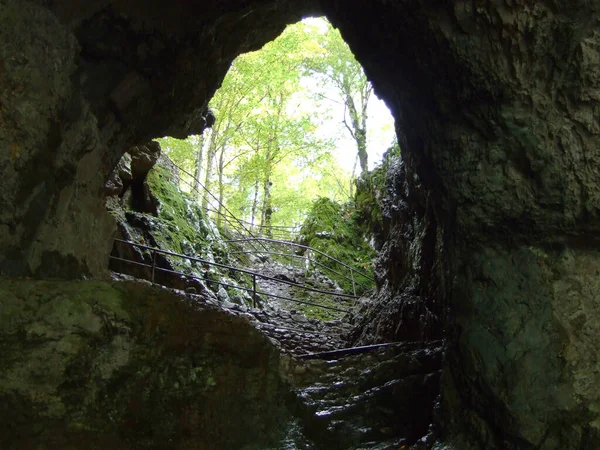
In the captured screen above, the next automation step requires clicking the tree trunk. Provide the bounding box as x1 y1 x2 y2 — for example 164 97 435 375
259 146 274 237
356 130 368 173
260 176 273 238
251 180 259 233
344 92 369 173
192 132 205 198
343 83 372 173
216 148 225 228
202 129 218 209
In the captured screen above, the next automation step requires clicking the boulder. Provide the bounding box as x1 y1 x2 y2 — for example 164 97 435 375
0 279 291 449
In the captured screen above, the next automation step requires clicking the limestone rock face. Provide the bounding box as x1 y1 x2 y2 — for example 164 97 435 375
0 279 289 449
0 2 115 277
129 142 161 180
2 0 600 448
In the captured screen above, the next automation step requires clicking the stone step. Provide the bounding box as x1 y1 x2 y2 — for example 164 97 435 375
286 342 444 449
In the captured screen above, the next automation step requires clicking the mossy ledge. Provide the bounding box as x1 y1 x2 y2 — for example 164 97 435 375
298 197 375 295
0 278 289 449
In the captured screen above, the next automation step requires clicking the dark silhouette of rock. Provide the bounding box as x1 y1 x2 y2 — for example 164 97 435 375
1 0 600 448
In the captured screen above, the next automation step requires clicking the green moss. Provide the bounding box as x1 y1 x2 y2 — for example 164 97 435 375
298 197 375 296
140 165 228 277
146 166 207 254
354 142 400 244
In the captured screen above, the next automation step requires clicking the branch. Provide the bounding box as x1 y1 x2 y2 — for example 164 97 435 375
343 111 358 141
313 91 344 106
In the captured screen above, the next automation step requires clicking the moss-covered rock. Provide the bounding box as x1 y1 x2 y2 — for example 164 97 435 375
354 142 401 249
298 197 375 295
107 157 253 301
0 279 290 449
144 164 225 263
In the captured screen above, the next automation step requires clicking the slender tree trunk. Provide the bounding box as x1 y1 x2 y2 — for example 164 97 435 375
260 176 273 238
345 92 369 173
192 133 205 198
251 180 259 232
202 129 218 209
259 147 274 237
216 148 225 227
356 131 368 173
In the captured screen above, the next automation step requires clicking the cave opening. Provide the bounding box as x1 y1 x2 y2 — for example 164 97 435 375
104 16 400 319
157 16 396 234
6 1 600 448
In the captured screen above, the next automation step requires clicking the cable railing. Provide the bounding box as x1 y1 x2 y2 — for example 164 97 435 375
168 164 270 254
225 237 374 296
148 157 374 297
202 206 300 240
163 160 301 243
110 239 353 313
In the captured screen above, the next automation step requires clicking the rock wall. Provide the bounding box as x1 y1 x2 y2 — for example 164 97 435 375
0 279 290 449
0 0 318 278
320 1 600 447
0 2 115 277
442 245 600 448
2 0 600 448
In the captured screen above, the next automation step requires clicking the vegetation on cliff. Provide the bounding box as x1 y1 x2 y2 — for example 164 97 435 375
144 165 226 263
354 141 401 248
297 197 375 296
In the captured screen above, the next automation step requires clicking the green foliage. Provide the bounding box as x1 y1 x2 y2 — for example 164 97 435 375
299 20 373 173
298 197 375 295
154 17 396 245
156 136 197 172
145 165 226 268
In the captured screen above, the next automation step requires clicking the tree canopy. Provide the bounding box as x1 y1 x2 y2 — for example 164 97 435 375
158 17 395 233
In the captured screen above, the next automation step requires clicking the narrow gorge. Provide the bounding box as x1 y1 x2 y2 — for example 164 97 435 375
2 0 600 449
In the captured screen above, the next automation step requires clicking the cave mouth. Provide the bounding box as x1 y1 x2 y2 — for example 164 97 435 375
157 16 396 236
5 1 600 448
104 16 398 321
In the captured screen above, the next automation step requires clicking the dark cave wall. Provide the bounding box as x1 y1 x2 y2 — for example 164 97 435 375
2 0 600 448
0 0 319 278
322 1 600 448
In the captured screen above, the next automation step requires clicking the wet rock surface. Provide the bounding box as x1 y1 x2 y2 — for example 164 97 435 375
251 258 354 318
112 269 354 358
287 342 443 449
0 278 291 449
3 0 600 448
0 276 442 449
247 307 351 357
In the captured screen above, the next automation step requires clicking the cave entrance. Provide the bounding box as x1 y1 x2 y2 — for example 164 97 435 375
158 17 395 237
108 17 395 320
158 17 395 311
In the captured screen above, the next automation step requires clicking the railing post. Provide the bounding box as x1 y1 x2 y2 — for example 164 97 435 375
252 273 257 309
289 243 294 269
151 249 157 284
351 268 356 297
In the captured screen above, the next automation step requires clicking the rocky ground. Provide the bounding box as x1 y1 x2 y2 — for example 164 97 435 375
108 271 442 449
112 263 354 358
